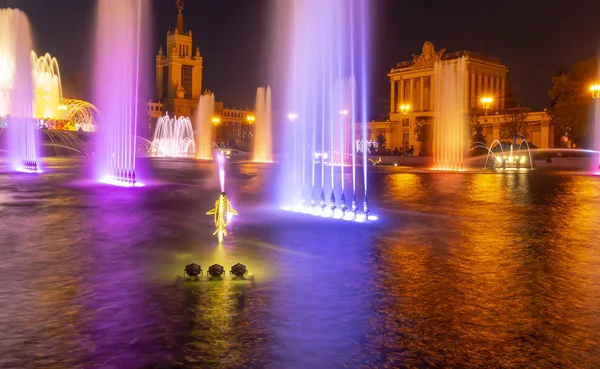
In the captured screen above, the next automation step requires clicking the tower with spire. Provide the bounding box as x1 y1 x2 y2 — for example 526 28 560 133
154 0 203 119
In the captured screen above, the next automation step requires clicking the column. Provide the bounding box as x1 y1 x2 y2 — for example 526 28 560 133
500 77 506 111
483 75 489 95
470 73 476 108
477 73 482 101
495 77 501 111
390 79 396 113
419 77 424 112
400 78 405 105
409 78 414 106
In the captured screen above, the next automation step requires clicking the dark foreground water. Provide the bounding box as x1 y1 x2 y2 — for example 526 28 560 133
1 158 600 368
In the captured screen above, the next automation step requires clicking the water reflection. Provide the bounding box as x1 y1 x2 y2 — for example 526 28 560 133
0 160 600 367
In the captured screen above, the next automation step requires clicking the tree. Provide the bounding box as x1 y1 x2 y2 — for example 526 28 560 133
413 119 429 155
500 107 531 144
376 130 386 153
548 59 598 148
469 115 487 155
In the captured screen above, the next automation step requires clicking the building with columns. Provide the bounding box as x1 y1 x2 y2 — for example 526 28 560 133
365 42 552 154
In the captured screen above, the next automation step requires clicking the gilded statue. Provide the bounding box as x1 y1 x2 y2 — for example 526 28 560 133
411 41 445 69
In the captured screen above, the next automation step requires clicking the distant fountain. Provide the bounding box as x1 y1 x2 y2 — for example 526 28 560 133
0 8 40 172
275 0 374 221
151 113 195 157
432 57 467 171
253 86 272 162
195 92 215 159
31 52 62 119
94 0 148 186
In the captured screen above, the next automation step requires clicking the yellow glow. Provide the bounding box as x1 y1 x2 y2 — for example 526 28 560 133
246 114 255 124
212 116 221 125
591 84 600 98
399 104 411 115
520 156 526 164
480 96 493 109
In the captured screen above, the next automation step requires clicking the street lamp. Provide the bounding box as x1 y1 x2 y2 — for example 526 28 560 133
246 115 255 151
211 116 221 125
340 109 348 116
399 103 411 115
591 84 600 99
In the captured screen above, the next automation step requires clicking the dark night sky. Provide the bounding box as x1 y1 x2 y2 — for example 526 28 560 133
2 0 599 118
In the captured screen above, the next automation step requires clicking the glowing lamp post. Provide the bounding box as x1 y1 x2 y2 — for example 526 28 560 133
246 114 255 151
591 84 600 172
481 96 493 118
399 103 411 116
212 116 221 145
591 84 600 99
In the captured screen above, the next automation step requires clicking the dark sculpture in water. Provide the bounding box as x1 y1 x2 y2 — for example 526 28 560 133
230 263 248 278
207 264 225 278
184 263 202 279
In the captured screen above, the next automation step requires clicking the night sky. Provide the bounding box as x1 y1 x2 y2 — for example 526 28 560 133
2 0 599 118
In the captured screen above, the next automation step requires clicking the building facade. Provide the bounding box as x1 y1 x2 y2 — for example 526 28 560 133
213 102 254 151
366 42 553 154
154 2 203 119
148 2 255 150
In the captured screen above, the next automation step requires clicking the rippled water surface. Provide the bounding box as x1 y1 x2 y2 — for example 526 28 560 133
1 158 600 368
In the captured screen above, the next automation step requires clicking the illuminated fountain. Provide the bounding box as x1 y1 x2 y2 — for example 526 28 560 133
0 8 40 173
253 86 272 162
432 57 467 171
195 92 215 159
150 113 195 157
276 0 374 221
94 0 148 186
31 52 62 119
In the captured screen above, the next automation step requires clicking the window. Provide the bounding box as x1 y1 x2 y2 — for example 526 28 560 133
402 118 409 127
162 66 169 99
403 133 409 148
181 65 193 99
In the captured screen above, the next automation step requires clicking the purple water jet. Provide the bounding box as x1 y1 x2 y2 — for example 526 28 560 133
274 0 373 221
93 0 149 186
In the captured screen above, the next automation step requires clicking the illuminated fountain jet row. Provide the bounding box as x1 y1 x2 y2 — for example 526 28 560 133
277 0 375 222
206 192 238 244
151 112 195 157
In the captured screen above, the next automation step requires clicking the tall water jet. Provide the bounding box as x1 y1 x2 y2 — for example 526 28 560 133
94 0 149 186
0 8 40 172
151 113 195 157
31 52 62 120
275 0 373 221
253 86 272 162
195 92 215 160
432 57 467 171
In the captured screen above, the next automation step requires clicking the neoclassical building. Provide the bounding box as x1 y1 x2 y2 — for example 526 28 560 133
366 42 552 153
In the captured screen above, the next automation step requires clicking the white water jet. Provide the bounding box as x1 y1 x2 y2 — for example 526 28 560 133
432 57 467 171
195 92 214 159
151 113 195 157
253 86 272 162
0 8 40 172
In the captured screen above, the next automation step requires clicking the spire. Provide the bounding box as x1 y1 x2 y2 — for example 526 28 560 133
175 0 185 34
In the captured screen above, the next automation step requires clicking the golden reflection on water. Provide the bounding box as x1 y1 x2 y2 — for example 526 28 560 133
372 172 600 367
